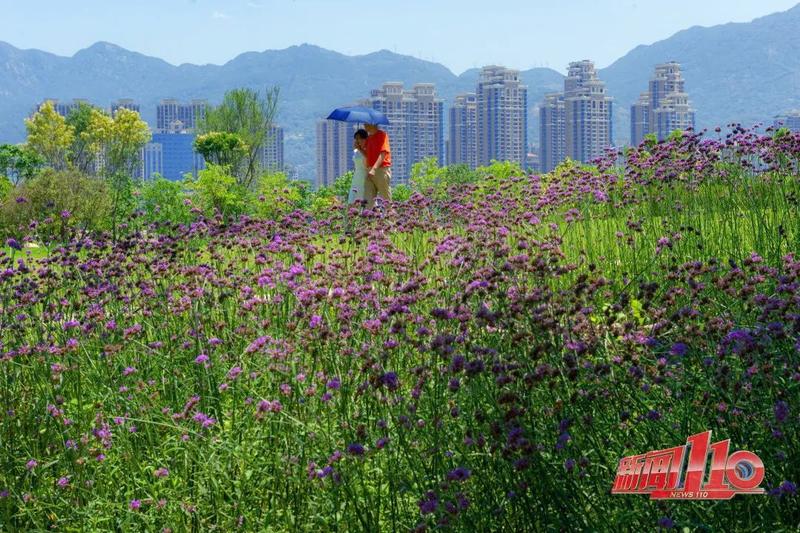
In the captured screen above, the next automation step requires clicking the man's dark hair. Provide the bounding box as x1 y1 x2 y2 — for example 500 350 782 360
354 129 368 140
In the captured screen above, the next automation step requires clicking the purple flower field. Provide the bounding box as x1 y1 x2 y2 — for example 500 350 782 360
1 127 799 530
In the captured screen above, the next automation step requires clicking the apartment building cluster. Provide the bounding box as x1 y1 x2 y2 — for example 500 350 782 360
315 65 528 189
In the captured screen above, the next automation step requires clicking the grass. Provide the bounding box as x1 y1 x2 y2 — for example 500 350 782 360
1 156 799 531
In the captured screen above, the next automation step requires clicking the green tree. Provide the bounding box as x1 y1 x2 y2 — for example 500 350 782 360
80 107 150 241
199 87 280 188
65 102 102 174
25 101 74 170
194 132 249 170
0 144 44 185
86 107 151 178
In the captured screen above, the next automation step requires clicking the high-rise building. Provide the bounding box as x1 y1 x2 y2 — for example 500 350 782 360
538 60 613 171
476 66 528 167
773 111 800 132
447 93 478 168
630 93 650 147
138 142 163 180
564 60 613 164
361 82 444 184
653 92 695 141
316 119 355 189
138 133 204 181
111 99 141 117
407 83 444 175
261 124 285 172
156 99 207 133
157 99 181 132
630 62 695 145
539 93 566 173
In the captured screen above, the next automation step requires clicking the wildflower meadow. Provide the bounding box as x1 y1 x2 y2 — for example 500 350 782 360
1 127 799 531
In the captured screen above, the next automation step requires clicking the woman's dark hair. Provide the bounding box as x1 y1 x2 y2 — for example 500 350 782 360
354 129 368 140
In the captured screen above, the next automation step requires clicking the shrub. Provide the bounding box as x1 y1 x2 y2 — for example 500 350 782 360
0 175 11 202
392 183 412 202
474 159 525 181
0 168 111 243
252 171 303 220
137 176 193 229
184 164 250 220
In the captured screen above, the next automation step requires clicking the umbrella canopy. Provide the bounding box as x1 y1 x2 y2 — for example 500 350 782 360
327 106 390 125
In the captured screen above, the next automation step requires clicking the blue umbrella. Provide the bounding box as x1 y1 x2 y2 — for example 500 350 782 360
327 106 390 125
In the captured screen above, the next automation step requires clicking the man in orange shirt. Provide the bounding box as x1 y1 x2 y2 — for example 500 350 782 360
362 123 392 208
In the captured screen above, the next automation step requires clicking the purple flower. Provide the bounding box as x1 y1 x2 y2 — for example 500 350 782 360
154 467 169 478
257 399 282 414
26 459 38 471
774 401 789 424
657 517 674 529
646 409 662 421
326 377 341 390
130 499 141 511
56 476 70 488
227 366 243 381
310 315 323 328
5 238 22 251
194 354 209 365
245 336 268 354
669 342 688 357
122 366 137 376
779 480 797 496
418 491 438 515
380 371 400 391
446 467 471 482
347 443 365 456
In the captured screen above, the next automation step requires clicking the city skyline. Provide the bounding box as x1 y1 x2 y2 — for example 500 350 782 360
1 1 797 76
35 58 684 185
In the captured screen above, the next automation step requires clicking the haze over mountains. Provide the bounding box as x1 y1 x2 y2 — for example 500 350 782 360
1 3 799 178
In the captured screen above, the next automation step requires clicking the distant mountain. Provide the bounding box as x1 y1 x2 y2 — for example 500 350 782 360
600 3 800 140
2 3 800 178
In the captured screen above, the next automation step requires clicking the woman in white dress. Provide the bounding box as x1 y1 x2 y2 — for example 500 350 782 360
348 129 368 205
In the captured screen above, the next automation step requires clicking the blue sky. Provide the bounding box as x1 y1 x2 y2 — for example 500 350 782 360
1 0 798 74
